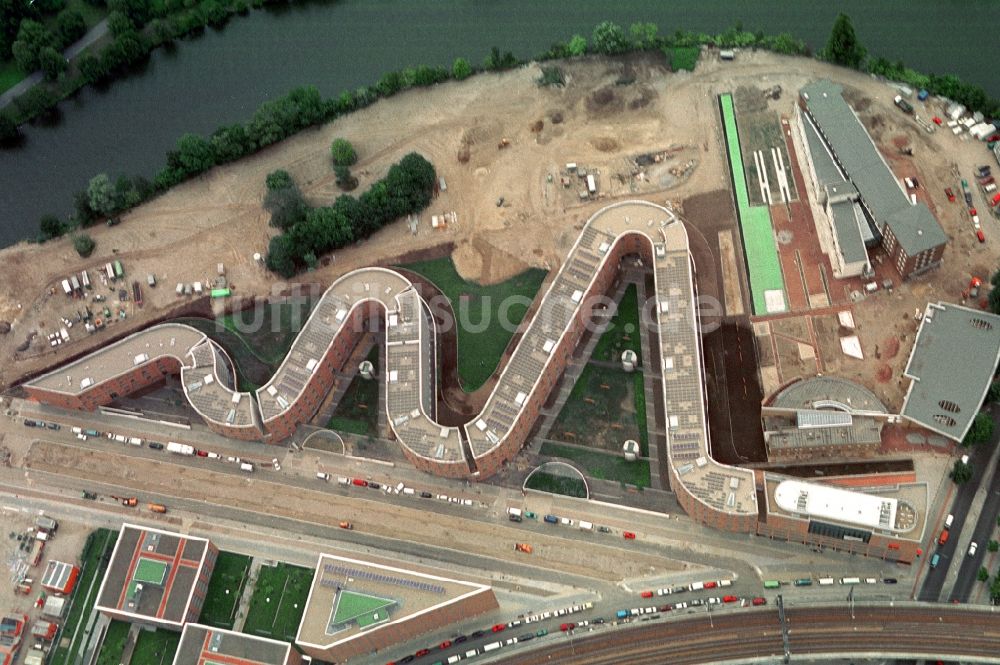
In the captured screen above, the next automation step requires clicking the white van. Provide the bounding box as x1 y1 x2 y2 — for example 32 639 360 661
483 641 502 652
239 462 254 473
945 514 954 529
560 517 575 527
579 520 594 531
128 437 142 446
841 577 861 585
337 477 350 485
818 577 835 586
447 657 461 665
316 472 331 481
689 581 705 592
402 487 415 496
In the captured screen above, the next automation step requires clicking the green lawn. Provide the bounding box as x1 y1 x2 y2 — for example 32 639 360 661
49 528 117 665
549 364 645 453
222 296 314 366
326 344 379 436
669 46 701 72
524 470 588 498
540 441 651 488
95 620 131 665
130 629 179 665
591 283 641 362
242 563 314 643
0 61 24 95
198 551 252 629
399 257 547 392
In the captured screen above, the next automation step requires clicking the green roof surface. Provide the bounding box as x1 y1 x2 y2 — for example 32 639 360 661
329 590 395 631
902 302 1000 441
801 80 947 256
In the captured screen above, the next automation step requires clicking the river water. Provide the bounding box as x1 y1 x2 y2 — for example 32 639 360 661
1 0 997 246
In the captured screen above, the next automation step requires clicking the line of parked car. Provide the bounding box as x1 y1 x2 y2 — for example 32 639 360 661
506 507 635 539
319 473 478 507
640 578 733 598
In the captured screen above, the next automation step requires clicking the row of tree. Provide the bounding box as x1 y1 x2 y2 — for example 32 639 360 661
824 13 1000 119
264 152 436 277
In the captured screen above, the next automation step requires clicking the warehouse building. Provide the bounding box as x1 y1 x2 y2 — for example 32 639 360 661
901 302 1000 442
40 560 79 595
94 525 217 630
173 624 303 665
296 553 497 663
800 80 947 280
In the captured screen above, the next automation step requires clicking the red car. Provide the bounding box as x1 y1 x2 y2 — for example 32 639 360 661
491 624 506 633
559 623 575 632
352 478 368 487
196 450 208 457
623 531 636 540
932 116 943 125
945 187 956 202
752 597 767 606
703 581 717 589
723 595 738 603
641 590 653 598
970 208 978 217
414 649 430 658
978 229 986 243
438 640 452 650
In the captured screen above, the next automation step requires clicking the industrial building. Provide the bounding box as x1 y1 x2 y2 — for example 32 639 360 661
94 524 217 630
173 624 303 665
40 560 79 595
901 302 1000 442
799 80 947 280
296 553 497 663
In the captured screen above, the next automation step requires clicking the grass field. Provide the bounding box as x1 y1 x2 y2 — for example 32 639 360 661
524 470 588 498
222 296 314 366
549 364 645 452
131 629 180 665
540 442 650 488
669 47 700 72
49 528 117 665
95 620 131 665
243 563 314 642
0 61 23 96
399 257 547 392
719 93 787 315
327 345 379 436
590 284 641 363
198 551 253 629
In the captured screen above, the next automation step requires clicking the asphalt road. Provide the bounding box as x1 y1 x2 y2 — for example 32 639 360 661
918 404 1000 602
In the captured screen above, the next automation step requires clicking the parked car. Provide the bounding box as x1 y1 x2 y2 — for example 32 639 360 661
883 578 898 584
438 640 451 650
352 478 368 487
491 624 506 633
641 590 653 598
752 597 767 606
945 187 956 202
623 531 636 540
149 442 164 450
559 623 575 632
723 595 739 603
969 542 978 556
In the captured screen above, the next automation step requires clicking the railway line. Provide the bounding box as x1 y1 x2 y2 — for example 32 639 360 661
506 604 1000 664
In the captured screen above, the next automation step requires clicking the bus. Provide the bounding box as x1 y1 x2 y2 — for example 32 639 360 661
793 578 813 587
817 577 835 586
763 580 781 589
841 577 861 585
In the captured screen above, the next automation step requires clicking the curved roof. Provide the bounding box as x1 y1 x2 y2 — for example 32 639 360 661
774 479 898 532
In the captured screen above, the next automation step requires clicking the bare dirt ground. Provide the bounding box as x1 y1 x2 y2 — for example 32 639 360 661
0 49 995 422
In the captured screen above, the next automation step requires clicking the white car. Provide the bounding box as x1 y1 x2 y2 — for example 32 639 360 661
961 454 970 465
969 542 978 556
76 433 87 441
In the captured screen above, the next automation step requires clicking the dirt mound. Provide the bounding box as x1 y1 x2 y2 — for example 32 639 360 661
876 364 892 382
457 143 470 163
586 86 624 116
591 137 619 152
734 86 768 113
549 110 564 124
882 336 900 359
452 241 484 283
529 120 544 133
0 321 9 335
891 135 910 150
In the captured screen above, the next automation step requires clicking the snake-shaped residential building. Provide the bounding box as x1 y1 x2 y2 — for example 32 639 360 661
25 201 926 561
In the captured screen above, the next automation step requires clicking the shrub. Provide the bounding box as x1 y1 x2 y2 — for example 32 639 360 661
329 138 356 167
39 214 65 240
668 46 700 72
451 57 472 80
537 66 564 88
592 20 628 55
73 234 96 257
0 114 18 143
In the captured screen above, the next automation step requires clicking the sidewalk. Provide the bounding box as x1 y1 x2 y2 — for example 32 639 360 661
0 18 109 110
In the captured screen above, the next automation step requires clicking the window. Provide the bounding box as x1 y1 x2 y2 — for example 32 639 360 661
970 318 994 331
933 414 957 427
938 400 960 413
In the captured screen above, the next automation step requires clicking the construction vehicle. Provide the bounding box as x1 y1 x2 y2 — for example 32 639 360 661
80 491 97 500
893 95 914 114
147 503 167 514
965 277 982 299
515 543 533 554
962 179 973 206
338 521 353 530
111 495 137 507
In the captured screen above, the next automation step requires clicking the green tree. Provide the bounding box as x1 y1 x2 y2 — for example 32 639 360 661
951 459 973 484
13 86 57 118
174 133 215 174
0 113 17 143
263 169 306 231
54 9 86 47
39 214 65 240
330 138 357 167
629 22 658 50
592 20 628 55
333 164 355 190
823 13 866 69
567 34 587 56
963 412 994 447
39 46 66 80
11 19 56 71
451 57 472 80
73 233 96 257
1 0 39 59
991 575 1000 605
979 566 990 582
265 233 297 278
106 10 134 37
987 379 1000 404
78 52 107 83
989 271 1000 314
990 540 999 553
87 173 116 216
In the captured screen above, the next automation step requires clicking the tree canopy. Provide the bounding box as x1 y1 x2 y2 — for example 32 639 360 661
592 21 628 55
73 233 95 257
451 57 471 80
823 13 866 69
330 138 357 167
951 459 972 484
87 173 116 216
263 169 307 231
963 412 995 447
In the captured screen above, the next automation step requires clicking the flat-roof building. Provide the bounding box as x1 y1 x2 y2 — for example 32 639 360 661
901 302 1000 442
173 624 302 665
296 553 497 663
94 524 217 630
800 80 947 280
40 561 79 595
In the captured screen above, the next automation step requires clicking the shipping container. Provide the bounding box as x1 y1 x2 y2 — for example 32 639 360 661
210 288 231 298
61 279 71 295
113 260 124 278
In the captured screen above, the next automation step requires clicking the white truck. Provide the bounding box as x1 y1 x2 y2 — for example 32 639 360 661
239 462 254 473
166 441 195 456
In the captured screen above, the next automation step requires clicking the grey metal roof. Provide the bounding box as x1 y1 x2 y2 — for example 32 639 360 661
796 409 853 428
174 625 290 665
828 197 869 266
902 302 1000 441
801 80 947 256
802 115 848 188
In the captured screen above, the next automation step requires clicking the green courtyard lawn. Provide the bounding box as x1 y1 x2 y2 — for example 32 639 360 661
539 441 650 488
242 563 314 642
95 621 131 665
222 296 314 367
524 469 588 498
198 551 253 629
49 528 117 665
130 629 179 665
326 344 379 436
400 256 547 392
590 283 641 362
